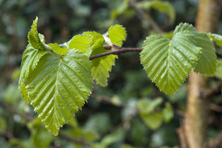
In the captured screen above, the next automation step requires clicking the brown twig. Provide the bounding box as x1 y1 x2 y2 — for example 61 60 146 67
89 47 142 60
128 0 163 34
91 94 137 111
201 80 222 98
210 104 222 112
59 133 92 147
216 53 222 58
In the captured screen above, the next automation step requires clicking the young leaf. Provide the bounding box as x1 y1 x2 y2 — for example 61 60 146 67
108 24 127 47
84 31 118 87
28 17 51 51
137 1 175 24
19 45 48 103
208 33 222 47
48 43 67 56
215 59 222 79
26 50 93 135
69 35 92 56
141 33 202 95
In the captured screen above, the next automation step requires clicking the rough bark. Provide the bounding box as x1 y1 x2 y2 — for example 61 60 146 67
182 0 221 148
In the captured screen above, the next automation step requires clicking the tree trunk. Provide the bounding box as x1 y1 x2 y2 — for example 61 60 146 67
183 0 221 148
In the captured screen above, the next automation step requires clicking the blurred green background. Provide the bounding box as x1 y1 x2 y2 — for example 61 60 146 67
0 0 222 147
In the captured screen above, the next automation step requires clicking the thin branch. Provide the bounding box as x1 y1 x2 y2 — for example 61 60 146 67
0 102 33 121
59 133 92 147
128 0 163 34
210 104 222 112
89 47 142 60
201 80 222 98
216 52 222 58
91 94 137 111
0 101 93 146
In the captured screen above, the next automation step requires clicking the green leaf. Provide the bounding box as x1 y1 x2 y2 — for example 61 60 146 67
162 103 173 123
215 59 222 79
85 31 118 87
48 43 67 56
208 33 222 47
173 23 197 34
108 24 127 46
69 35 92 56
26 50 92 135
19 45 48 102
137 98 163 114
28 17 50 51
141 33 202 95
137 1 175 24
174 23 217 75
140 112 163 130
92 55 117 86
193 33 217 75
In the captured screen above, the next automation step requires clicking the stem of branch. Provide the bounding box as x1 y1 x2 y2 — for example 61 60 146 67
89 47 142 60
128 0 163 34
201 80 222 98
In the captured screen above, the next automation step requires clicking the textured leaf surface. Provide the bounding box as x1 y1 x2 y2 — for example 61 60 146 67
28 17 50 51
108 25 127 46
215 60 222 79
174 23 217 75
208 33 222 47
48 43 67 56
141 33 202 95
137 1 175 24
19 45 47 102
85 31 118 86
26 50 92 135
69 35 92 56
193 33 217 75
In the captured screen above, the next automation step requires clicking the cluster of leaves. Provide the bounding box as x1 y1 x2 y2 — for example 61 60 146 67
19 16 222 136
19 17 127 135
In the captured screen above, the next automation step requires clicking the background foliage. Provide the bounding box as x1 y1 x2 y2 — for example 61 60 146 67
0 0 222 147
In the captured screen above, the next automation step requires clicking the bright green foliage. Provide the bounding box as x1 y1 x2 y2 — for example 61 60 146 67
174 23 217 75
137 1 175 24
215 60 222 79
28 17 50 51
69 35 92 56
208 33 222 47
19 45 47 102
141 23 217 95
25 50 92 135
84 25 127 86
108 24 127 46
141 32 202 95
48 43 67 56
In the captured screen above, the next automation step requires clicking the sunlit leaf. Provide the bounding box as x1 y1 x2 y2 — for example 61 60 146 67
48 43 67 56
141 31 202 95
108 24 127 46
162 103 173 123
26 50 92 135
140 112 163 130
208 33 222 47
